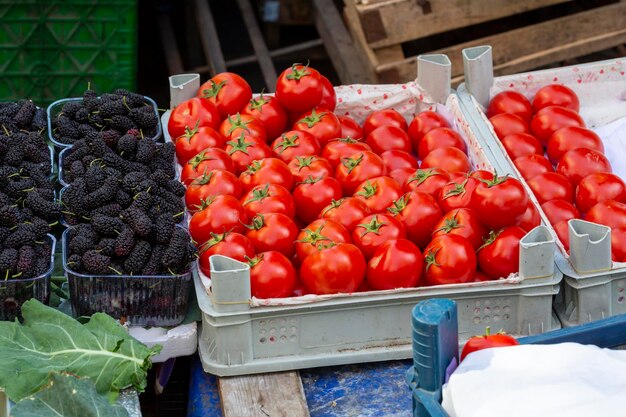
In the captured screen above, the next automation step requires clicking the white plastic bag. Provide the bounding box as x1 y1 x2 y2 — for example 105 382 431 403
442 343 626 417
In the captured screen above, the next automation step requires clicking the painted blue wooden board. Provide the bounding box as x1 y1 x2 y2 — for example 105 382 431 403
187 357 222 417
301 360 413 417
186 358 413 416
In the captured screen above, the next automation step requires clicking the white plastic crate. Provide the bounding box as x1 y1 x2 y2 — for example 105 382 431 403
456 46 626 326
162 55 563 376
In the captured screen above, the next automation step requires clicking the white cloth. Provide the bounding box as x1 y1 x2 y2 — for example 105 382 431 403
594 116 626 181
442 343 626 417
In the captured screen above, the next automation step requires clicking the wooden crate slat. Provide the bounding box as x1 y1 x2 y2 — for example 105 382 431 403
353 0 574 49
374 1 626 84
313 0 378 84
218 371 309 417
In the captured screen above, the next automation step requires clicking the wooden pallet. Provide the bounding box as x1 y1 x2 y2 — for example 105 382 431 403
343 0 626 84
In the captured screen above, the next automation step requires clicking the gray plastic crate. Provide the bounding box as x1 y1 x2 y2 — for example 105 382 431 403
456 46 626 326
199 230 561 376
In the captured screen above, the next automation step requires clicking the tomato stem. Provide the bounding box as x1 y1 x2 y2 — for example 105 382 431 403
226 133 254 155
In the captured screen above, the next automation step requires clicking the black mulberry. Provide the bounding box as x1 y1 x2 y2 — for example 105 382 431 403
123 240 151 273
82 250 111 275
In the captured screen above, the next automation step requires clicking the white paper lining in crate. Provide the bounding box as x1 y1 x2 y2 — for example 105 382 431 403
468 58 626 269
198 82 522 308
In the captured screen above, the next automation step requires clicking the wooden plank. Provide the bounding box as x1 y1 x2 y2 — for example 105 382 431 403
313 0 377 84
374 1 626 83
343 1 379 77
218 372 309 417
353 0 573 49
194 0 227 75
236 0 278 89
156 13 184 75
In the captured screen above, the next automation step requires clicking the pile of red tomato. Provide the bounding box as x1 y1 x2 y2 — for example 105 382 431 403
487 84 626 261
167 64 533 299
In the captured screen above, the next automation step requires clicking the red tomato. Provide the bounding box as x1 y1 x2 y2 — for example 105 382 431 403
224 134 273 174
185 169 243 209
318 76 336 111
418 127 467 160
287 155 333 183
460 329 519 361
500 133 543 160
586 200 626 230
388 191 442 249
338 115 363 140
404 168 450 197
530 105 585 145
389 167 416 187
197 72 252 119
296 219 352 262
381 150 418 173
423 235 476 285
489 113 529 140
180 148 236 185
516 200 542 233
275 64 323 113
362 109 408 137
470 170 494 181
271 130 320 162
319 197 371 232
431 208 488 251
541 200 580 226
322 138 372 168
554 219 571 252
240 183 296 219
527 172 574 204
219 113 266 142
293 176 343 224
353 176 403 214
478 227 526 279
244 213 299 257
352 214 406 259
547 126 604 164
168 97 220 138
175 124 225 164
248 251 297 298
438 176 479 213
239 158 293 193
486 90 533 122
367 239 423 290
576 173 626 214
471 173 528 230
189 195 248 244
408 111 450 153
292 107 341 148
473 270 493 282
532 84 580 113
513 154 554 180
420 147 470 174
556 148 612 186
197 231 255 277
300 243 366 294
611 228 626 262
366 125 411 154
335 151 386 195
241 92 288 140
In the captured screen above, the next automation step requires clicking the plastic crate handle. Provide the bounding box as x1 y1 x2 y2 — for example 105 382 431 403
407 299 458 417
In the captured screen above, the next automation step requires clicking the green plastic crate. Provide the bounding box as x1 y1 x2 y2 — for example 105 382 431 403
0 0 137 106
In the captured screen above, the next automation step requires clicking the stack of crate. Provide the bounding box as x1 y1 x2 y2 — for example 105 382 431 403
342 0 626 84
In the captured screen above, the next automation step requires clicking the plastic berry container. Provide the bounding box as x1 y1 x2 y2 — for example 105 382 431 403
46 95 162 148
61 228 194 326
0 234 56 321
